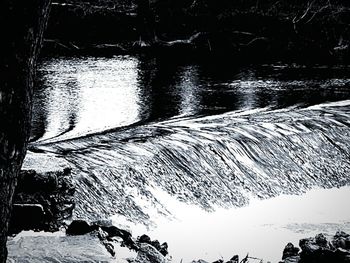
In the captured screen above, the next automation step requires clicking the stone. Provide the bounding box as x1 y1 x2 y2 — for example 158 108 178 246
227 255 239 263
92 219 114 228
282 243 300 259
137 234 168 255
66 220 92 235
282 232 350 263
7 234 114 262
315 233 331 249
134 243 166 263
333 231 350 250
91 227 109 240
102 240 115 257
299 237 320 254
17 169 58 193
159 242 168 256
334 248 350 262
9 204 45 233
10 166 75 234
138 234 151 243
101 225 132 240
150 240 161 251
281 256 300 263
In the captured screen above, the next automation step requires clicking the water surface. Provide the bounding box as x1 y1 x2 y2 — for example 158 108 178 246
32 56 350 142
27 55 350 262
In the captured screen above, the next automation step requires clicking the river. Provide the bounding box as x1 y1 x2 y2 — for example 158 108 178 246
26 55 350 262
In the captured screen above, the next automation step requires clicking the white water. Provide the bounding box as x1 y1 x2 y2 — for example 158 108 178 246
22 57 350 262
113 186 350 262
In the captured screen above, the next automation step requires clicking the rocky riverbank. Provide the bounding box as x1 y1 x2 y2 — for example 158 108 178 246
9 168 75 234
280 231 350 263
9 215 350 263
59 224 350 263
9 153 75 235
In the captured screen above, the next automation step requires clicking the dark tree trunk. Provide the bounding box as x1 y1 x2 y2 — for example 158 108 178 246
0 1 51 261
136 0 155 43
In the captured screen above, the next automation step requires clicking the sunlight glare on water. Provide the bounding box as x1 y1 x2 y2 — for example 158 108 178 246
34 56 141 141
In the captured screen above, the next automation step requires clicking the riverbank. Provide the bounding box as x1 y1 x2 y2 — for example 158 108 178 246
9 153 74 235
42 0 350 63
7 218 350 263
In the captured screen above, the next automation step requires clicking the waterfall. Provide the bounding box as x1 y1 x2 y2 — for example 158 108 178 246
29 100 350 225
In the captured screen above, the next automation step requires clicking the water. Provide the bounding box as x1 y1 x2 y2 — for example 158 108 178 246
32 56 350 142
117 186 350 262
27 55 350 262
7 231 114 263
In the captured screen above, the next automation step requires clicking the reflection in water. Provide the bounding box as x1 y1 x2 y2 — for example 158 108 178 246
32 56 141 142
177 65 202 116
32 56 350 143
136 57 183 120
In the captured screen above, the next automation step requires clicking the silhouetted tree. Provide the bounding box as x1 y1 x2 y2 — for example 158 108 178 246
136 0 155 43
0 1 51 261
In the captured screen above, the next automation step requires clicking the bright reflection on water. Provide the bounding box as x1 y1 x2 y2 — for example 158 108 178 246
32 56 350 142
33 56 140 141
113 186 350 263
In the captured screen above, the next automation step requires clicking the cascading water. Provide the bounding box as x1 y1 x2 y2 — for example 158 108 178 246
22 55 350 262
30 100 350 224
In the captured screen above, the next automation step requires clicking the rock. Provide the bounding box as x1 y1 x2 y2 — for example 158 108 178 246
137 234 168 256
334 248 350 263
333 231 350 250
10 204 45 233
16 169 58 193
212 260 223 263
102 240 115 257
293 232 350 263
227 255 239 263
91 227 109 240
133 243 167 263
280 255 300 263
315 233 332 249
89 222 137 251
10 166 75 234
99 225 136 249
66 220 92 235
138 234 151 243
159 242 168 256
191 260 209 263
7 233 115 262
101 225 131 239
299 237 321 254
150 240 161 251
282 243 300 259
91 219 114 228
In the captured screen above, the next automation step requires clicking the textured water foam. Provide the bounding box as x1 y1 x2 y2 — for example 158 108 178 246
28 100 350 225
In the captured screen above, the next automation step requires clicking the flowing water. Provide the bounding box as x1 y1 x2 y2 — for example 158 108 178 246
26 55 350 262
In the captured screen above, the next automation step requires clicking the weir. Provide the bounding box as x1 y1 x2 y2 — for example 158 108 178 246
29 100 350 224
20 56 350 262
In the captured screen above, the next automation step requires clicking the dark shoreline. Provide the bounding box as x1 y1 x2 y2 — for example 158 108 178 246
41 0 350 64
